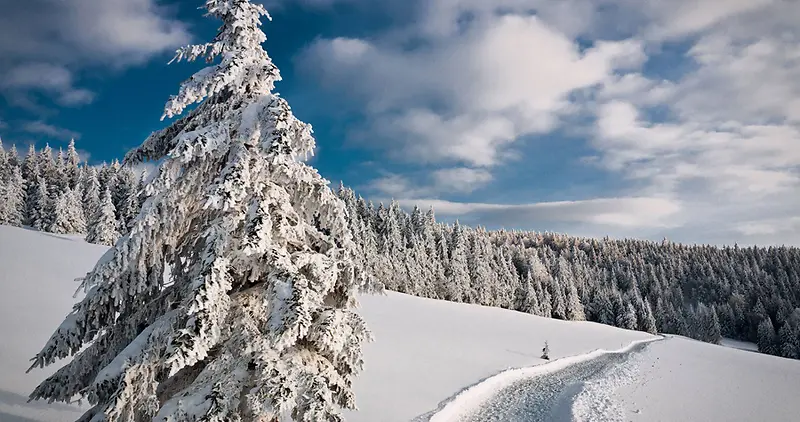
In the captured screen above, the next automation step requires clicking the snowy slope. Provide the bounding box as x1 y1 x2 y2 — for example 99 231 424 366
611 335 800 422
0 226 105 422
0 225 654 421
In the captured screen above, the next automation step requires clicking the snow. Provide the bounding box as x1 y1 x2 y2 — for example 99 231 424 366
346 294 654 421
1 224 656 421
48 225 800 422
719 337 759 352
0 226 106 421
613 335 800 422
423 338 659 422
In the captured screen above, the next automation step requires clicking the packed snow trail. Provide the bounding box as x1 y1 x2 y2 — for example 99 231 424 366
429 340 653 422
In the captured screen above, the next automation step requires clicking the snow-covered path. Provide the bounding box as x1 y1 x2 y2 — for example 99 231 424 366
424 340 654 422
459 341 650 421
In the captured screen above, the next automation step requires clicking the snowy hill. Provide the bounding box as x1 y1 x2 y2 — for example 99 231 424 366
612 335 800 422
2 224 799 422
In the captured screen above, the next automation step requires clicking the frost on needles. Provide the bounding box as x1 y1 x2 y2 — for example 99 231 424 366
27 1 373 421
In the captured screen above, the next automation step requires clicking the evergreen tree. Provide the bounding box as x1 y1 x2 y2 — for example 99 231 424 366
66 139 81 189
446 221 469 302
757 318 777 355
642 298 658 334
618 302 638 330
0 138 8 182
30 177 51 231
22 144 38 181
7 144 19 172
51 188 87 234
30 3 372 421
85 188 119 246
37 144 56 187
113 167 141 231
564 277 585 321
0 166 25 226
81 167 101 220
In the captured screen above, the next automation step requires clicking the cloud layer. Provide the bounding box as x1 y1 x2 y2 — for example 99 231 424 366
301 0 800 245
0 0 190 137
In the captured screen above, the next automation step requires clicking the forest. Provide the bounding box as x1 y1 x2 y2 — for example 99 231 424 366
2 140 799 360
337 186 800 360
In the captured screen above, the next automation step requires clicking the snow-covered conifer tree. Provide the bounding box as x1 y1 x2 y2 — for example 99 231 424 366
82 167 102 220
37 144 56 185
112 168 140 231
618 302 638 330
66 139 81 189
0 138 8 182
564 277 585 321
29 2 371 421
22 144 37 180
445 221 469 302
642 298 658 334
51 188 87 234
0 165 25 226
29 177 51 231
7 144 19 172
85 187 119 246
757 318 777 355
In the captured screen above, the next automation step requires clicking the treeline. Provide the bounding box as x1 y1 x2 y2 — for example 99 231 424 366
337 186 800 360
0 139 144 245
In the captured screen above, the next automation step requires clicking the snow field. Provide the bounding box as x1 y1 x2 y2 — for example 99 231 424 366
1 225 656 422
615 335 800 422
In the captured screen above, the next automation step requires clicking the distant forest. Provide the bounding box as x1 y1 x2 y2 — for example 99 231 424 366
337 186 800 360
2 140 799 359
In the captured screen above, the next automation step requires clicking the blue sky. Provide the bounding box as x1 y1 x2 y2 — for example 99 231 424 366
1 0 799 246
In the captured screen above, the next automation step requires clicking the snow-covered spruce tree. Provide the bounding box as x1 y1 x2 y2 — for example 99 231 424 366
0 164 26 226
66 138 82 189
0 138 8 182
85 187 119 246
82 167 102 221
51 188 87 234
30 176 51 231
29 2 372 421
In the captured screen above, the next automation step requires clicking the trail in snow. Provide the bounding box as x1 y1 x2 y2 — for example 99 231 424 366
426 340 655 422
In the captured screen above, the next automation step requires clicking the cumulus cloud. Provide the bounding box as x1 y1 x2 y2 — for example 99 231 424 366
0 0 190 113
431 168 493 193
396 197 682 230
2 63 95 108
21 121 81 141
0 0 190 67
297 0 800 244
303 13 645 168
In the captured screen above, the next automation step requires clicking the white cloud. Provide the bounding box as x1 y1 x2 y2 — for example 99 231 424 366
299 0 800 245
2 63 95 107
0 0 190 113
366 167 493 198
396 197 682 230
303 13 645 168
431 168 493 193
635 0 776 40
584 0 800 244
0 0 190 67
366 174 429 199
21 121 81 141
676 34 800 125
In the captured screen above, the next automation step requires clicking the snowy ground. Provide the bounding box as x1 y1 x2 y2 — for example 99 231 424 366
0 225 655 421
5 225 797 422
719 337 759 353
614 335 800 422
